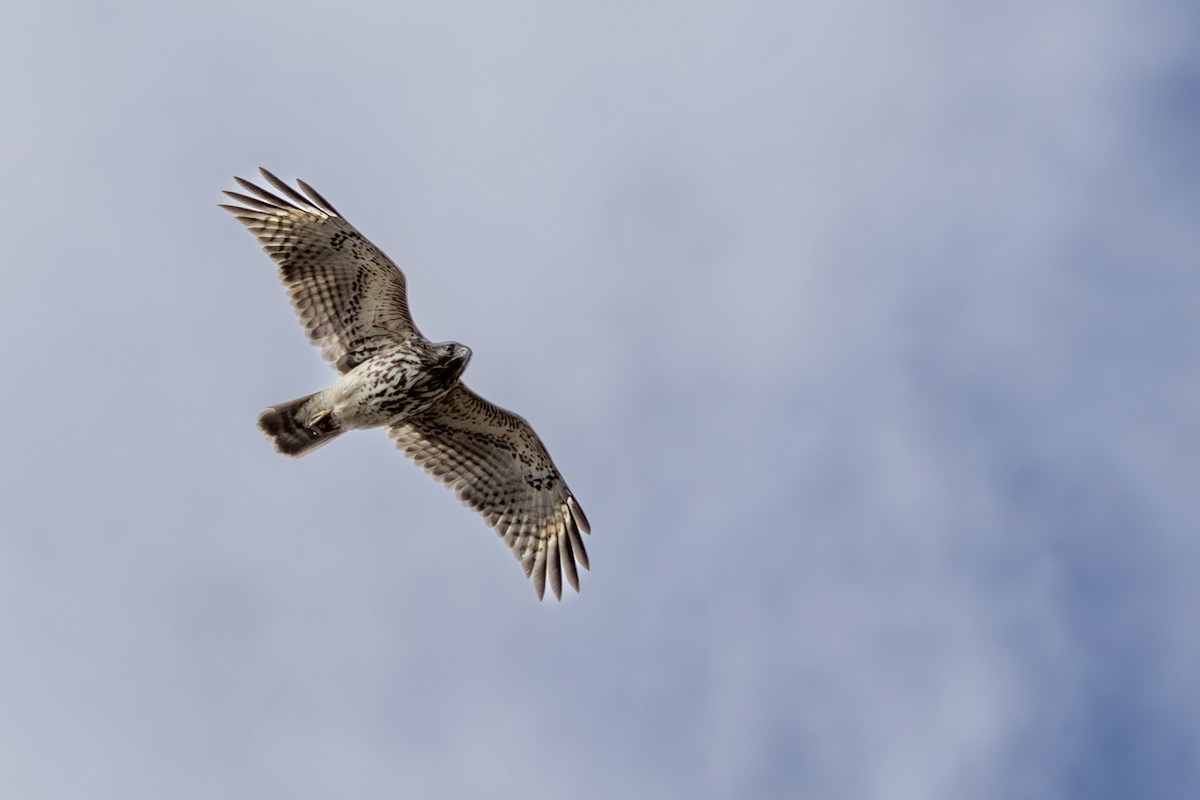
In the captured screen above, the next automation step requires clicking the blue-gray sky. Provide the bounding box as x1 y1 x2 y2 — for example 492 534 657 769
1 1 1197 798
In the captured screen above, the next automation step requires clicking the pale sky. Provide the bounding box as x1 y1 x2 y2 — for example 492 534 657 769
1 1 1197 798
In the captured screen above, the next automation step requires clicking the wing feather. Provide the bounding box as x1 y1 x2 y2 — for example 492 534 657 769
222 168 417 371
232 176 298 210
295 177 341 216
389 384 590 600
259 169 322 211
557 507 580 592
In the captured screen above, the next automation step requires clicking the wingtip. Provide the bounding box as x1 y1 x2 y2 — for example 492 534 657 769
295 177 340 216
546 536 563 600
568 496 591 535
530 548 548 600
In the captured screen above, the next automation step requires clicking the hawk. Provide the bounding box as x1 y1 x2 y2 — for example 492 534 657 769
221 169 590 600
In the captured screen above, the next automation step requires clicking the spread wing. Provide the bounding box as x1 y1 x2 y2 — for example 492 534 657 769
389 384 591 600
221 168 418 373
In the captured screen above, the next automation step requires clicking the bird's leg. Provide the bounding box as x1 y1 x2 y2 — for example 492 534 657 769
308 408 333 432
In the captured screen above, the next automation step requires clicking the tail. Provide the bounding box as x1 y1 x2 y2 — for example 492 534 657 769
257 393 343 457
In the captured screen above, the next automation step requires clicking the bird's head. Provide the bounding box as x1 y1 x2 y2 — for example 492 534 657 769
435 341 472 379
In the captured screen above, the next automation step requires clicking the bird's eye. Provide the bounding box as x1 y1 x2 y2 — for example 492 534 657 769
445 344 455 355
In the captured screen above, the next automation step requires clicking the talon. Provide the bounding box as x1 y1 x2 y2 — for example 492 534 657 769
308 409 332 430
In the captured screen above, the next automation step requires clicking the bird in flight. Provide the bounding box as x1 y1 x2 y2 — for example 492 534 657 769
221 169 590 600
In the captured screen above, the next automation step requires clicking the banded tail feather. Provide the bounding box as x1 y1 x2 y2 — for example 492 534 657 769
258 394 342 456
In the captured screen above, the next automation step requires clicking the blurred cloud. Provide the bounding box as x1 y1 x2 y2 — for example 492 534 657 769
1 1 1197 798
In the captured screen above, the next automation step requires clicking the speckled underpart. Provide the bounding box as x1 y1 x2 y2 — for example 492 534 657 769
326 341 470 429
222 168 590 600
